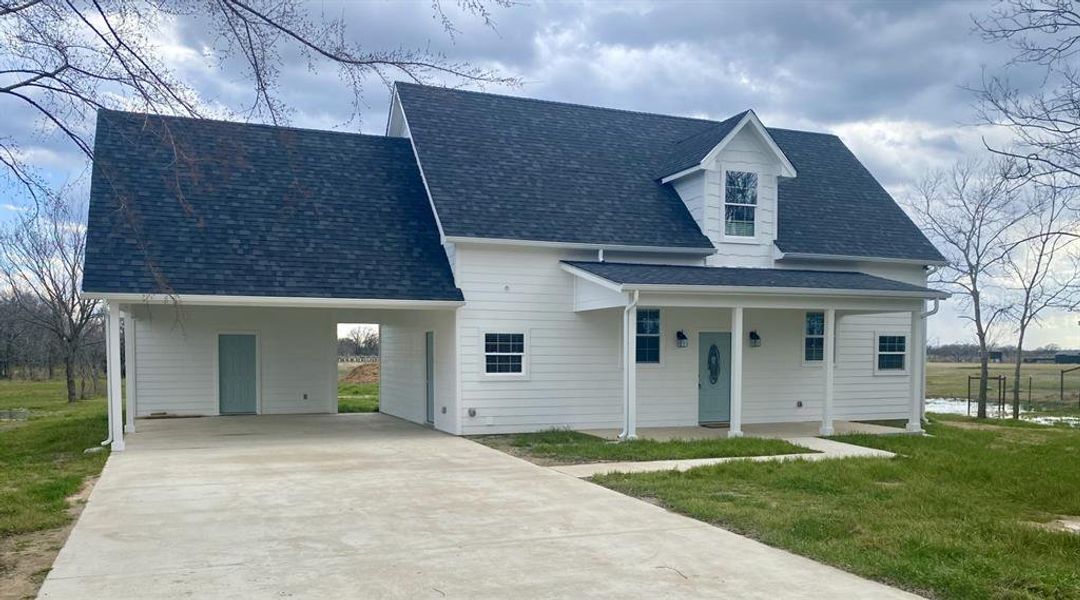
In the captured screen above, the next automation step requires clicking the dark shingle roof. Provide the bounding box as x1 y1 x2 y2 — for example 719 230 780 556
563 261 947 297
397 83 944 263
654 110 749 178
84 110 462 301
769 129 943 262
396 83 715 251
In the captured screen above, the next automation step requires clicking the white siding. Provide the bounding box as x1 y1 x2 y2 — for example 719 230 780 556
379 310 459 433
454 244 917 433
455 245 623 434
131 305 337 416
130 305 461 430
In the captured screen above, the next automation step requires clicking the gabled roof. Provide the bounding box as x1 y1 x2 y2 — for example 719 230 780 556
656 110 796 180
396 83 945 264
83 110 462 302
562 261 948 299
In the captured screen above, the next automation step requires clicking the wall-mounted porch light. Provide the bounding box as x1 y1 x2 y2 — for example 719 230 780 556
749 330 762 348
675 330 689 348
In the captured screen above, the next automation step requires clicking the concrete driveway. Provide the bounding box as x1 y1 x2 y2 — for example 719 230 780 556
39 414 917 599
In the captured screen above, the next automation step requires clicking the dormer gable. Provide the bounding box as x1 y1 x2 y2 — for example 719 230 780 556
657 110 797 183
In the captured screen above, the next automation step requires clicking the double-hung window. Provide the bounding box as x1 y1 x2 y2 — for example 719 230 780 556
636 309 661 364
804 312 825 362
484 333 524 374
724 171 758 238
876 335 907 372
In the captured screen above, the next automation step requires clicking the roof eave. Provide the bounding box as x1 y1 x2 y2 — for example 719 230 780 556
82 291 466 309
446 235 717 255
777 250 949 267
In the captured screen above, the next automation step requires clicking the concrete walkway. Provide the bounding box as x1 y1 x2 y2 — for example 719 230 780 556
551 436 896 478
39 414 917 599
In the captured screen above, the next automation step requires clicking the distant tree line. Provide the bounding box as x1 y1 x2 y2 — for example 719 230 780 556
928 343 1072 363
337 327 379 358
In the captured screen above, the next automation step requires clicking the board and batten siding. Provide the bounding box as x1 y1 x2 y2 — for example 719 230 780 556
129 305 338 416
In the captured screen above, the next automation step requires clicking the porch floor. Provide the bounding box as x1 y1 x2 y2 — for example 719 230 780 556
582 420 906 441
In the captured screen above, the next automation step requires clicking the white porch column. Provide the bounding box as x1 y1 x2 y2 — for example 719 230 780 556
106 300 125 451
122 310 137 434
820 308 836 435
907 308 925 433
729 306 744 438
623 300 638 440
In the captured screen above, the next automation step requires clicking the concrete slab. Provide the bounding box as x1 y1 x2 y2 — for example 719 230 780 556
551 436 896 478
39 414 918 599
583 419 907 441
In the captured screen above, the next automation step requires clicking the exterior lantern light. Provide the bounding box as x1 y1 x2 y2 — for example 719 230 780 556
749 330 762 348
675 330 689 348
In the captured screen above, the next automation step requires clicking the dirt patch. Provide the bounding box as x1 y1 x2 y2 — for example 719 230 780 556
0 476 97 600
342 362 379 384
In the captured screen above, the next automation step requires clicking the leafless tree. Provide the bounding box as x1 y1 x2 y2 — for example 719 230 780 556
908 159 1028 418
1003 184 1080 417
1 0 517 204
0 197 100 402
975 0 1080 192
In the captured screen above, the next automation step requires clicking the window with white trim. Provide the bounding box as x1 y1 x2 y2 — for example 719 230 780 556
876 335 906 372
636 309 661 364
724 171 758 237
484 333 524 374
804 312 824 362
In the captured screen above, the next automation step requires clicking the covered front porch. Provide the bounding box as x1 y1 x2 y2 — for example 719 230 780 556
563 261 949 440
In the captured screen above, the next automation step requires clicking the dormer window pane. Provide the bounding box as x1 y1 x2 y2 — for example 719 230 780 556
724 171 758 237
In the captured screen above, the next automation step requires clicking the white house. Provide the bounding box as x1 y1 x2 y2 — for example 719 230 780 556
82 84 947 450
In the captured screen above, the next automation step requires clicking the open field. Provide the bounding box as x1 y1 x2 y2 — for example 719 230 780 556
0 380 108 599
927 361 1080 412
337 361 379 413
595 414 1080 599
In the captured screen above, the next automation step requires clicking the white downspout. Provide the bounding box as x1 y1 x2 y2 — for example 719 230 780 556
620 290 640 440
918 298 940 425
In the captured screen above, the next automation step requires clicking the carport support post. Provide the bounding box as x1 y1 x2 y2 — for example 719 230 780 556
820 308 835 436
907 308 925 434
123 309 137 434
106 301 125 451
728 306 744 438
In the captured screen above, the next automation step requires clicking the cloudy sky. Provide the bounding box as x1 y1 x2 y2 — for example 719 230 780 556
6 0 1077 348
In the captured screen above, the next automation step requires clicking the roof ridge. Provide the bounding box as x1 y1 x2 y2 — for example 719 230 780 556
394 81 739 127
98 108 399 142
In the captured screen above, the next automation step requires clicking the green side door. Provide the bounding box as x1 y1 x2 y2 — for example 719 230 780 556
219 334 257 415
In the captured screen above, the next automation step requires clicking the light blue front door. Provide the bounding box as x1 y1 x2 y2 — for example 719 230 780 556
698 332 732 423
218 334 257 415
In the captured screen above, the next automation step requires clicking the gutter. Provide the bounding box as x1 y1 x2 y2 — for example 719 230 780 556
620 290 640 440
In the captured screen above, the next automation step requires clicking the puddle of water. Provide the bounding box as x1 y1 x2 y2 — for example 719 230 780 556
925 398 1080 427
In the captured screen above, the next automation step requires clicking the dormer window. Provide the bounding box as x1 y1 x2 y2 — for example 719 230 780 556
724 171 758 238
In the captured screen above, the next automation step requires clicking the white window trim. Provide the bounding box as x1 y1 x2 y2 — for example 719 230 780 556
801 311 825 367
873 331 909 376
721 167 759 243
635 307 664 367
480 331 529 379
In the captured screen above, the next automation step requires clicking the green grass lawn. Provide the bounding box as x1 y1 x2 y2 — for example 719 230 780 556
927 362 1080 412
0 380 108 538
594 415 1080 599
472 429 811 465
337 382 378 413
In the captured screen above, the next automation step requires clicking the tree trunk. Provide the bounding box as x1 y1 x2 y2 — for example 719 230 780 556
63 350 76 403
1012 330 1026 419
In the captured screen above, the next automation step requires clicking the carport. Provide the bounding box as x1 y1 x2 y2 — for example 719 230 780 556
81 111 464 450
